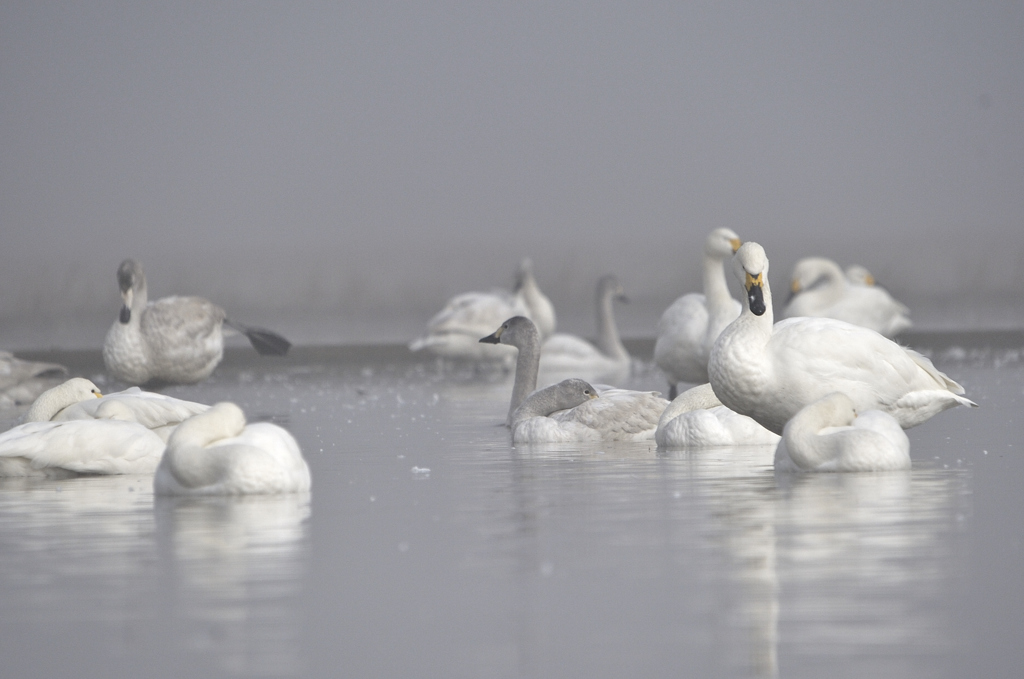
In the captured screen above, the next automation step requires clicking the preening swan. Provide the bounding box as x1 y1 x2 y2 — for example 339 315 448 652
844 264 876 287
103 259 291 385
410 258 556 363
154 402 311 495
782 257 911 337
774 392 911 472
654 228 743 399
656 383 780 448
1 381 166 476
480 316 667 441
708 242 976 435
539 275 630 384
20 377 208 442
0 351 67 407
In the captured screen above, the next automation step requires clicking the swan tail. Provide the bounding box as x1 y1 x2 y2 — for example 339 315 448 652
225 320 291 356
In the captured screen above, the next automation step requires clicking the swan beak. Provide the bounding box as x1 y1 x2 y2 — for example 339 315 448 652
745 272 767 316
119 288 133 324
786 279 801 305
479 328 503 344
617 293 630 304
119 305 131 324
864 274 876 286
95 391 103 398
730 238 742 253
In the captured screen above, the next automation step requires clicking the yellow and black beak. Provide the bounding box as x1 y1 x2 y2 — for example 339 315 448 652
745 272 767 316
479 326 504 344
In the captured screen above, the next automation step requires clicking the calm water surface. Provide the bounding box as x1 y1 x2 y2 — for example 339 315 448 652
0 337 1021 678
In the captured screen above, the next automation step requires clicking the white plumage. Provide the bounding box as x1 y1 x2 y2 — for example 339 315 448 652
708 242 976 435
656 383 780 448
154 402 311 495
774 392 911 472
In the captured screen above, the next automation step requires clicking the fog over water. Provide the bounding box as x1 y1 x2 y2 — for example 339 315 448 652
2 2 1023 348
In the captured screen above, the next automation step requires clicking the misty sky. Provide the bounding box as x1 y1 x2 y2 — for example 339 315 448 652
1 2 1022 346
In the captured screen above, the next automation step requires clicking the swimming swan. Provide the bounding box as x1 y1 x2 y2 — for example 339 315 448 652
0 351 68 407
539 275 630 384
21 377 208 441
782 257 911 337
774 392 911 472
480 316 667 441
654 228 743 399
656 382 780 448
0 385 166 477
410 258 556 363
154 402 311 495
103 259 291 385
708 242 976 435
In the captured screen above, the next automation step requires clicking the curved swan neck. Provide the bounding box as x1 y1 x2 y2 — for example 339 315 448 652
703 252 734 320
508 338 541 426
23 381 94 422
166 404 245 487
595 282 627 361
782 406 845 469
658 382 722 426
801 259 846 307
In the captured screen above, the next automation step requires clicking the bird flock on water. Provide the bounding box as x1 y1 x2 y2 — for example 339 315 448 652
0 235 974 489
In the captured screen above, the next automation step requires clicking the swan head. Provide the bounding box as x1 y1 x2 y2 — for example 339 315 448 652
598 275 628 304
808 392 858 428
789 257 844 298
512 378 598 421
116 259 146 323
705 228 743 258
479 316 539 349
24 377 102 422
733 242 769 316
845 264 876 287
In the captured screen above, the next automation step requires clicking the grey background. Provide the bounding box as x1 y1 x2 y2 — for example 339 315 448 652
2 1 1022 347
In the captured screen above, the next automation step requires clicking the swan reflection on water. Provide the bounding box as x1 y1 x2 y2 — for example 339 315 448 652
153 493 311 676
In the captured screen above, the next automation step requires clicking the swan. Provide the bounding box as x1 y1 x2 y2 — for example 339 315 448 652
0 351 67 407
656 382 780 448
103 259 291 385
479 316 667 441
0 396 166 477
410 258 556 363
654 228 743 399
539 274 630 384
708 242 976 435
20 377 208 441
154 402 311 495
774 392 911 472
782 257 911 337
844 264 876 286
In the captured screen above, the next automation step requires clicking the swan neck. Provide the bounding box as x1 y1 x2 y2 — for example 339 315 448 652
23 389 73 422
595 287 627 360
508 338 541 426
659 383 722 425
783 411 840 469
703 253 733 319
165 408 242 487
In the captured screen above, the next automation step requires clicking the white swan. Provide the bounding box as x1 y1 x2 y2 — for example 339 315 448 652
656 382 780 448
103 259 291 385
782 257 911 337
0 351 67 407
844 264 876 286
0 383 166 476
539 275 630 384
154 402 311 495
410 258 556 363
708 242 976 435
480 316 667 441
20 377 208 442
774 392 911 472
654 228 743 399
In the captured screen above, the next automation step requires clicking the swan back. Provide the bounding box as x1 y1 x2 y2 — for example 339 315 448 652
512 378 598 422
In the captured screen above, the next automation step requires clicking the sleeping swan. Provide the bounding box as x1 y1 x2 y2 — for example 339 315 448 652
0 385 166 477
708 242 976 435
539 274 630 384
782 257 911 337
410 258 556 363
655 383 780 448
154 402 311 495
103 259 291 385
20 377 208 442
774 392 911 472
480 316 667 441
654 228 743 399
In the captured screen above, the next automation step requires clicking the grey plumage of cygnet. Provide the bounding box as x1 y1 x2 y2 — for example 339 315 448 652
103 259 291 385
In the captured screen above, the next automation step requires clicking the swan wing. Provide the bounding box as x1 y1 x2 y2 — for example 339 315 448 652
54 388 209 428
654 294 711 384
552 389 667 441
0 420 165 475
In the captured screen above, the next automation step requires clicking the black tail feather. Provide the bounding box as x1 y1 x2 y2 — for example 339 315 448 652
226 320 291 356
